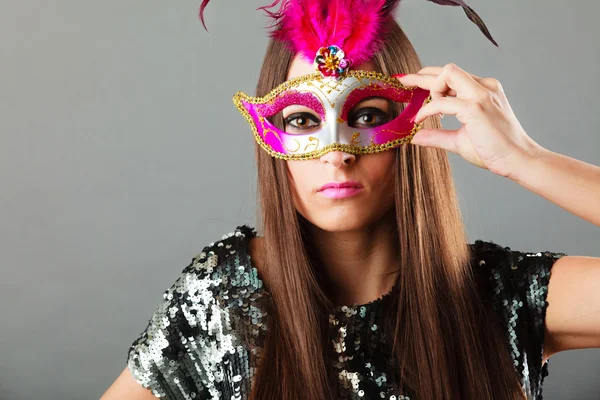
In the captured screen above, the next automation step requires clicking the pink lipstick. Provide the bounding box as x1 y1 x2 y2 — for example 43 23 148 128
317 181 364 199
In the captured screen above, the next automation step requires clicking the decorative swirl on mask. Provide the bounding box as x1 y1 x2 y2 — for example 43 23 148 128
304 136 320 152
258 116 302 153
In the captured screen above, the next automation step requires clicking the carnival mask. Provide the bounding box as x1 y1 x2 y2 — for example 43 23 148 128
234 69 431 160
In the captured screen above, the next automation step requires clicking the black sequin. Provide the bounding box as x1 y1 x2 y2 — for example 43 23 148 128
127 225 566 399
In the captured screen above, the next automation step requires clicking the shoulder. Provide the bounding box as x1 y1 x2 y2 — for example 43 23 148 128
126 224 268 398
469 239 566 298
469 239 567 399
164 224 264 315
164 224 265 319
189 224 257 272
185 224 262 291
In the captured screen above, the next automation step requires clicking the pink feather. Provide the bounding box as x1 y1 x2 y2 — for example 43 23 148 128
266 1 327 61
199 0 498 55
325 0 353 48
343 0 397 65
260 0 401 65
200 0 401 63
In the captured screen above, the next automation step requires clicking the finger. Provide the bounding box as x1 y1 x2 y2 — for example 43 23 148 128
431 72 454 101
414 97 470 123
478 77 505 93
416 66 483 81
403 73 501 103
440 64 488 100
396 74 458 97
398 65 492 100
410 127 459 154
417 67 502 94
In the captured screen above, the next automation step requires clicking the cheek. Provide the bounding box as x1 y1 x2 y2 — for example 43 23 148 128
362 152 396 217
364 151 395 186
286 160 319 196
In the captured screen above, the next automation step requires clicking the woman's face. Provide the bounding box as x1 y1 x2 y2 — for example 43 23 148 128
284 55 396 232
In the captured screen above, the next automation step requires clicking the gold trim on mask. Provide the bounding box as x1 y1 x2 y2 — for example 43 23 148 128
370 128 415 145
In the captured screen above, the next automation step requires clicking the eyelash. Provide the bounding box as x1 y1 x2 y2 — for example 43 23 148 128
284 112 320 130
350 107 389 127
284 107 389 131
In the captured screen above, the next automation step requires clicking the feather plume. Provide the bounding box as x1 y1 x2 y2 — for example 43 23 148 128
198 0 498 56
325 0 354 50
265 1 328 58
424 0 498 47
199 0 211 30
254 0 402 65
342 0 395 65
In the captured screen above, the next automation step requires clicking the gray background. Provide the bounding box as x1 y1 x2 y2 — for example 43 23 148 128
1 0 599 399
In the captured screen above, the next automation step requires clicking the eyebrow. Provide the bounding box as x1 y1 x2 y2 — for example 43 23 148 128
339 84 414 121
256 91 325 120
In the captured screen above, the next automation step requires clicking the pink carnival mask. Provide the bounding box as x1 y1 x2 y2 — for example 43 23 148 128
201 0 497 160
233 70 431 160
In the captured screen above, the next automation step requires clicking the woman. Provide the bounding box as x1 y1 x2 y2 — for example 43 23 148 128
102 1 600 399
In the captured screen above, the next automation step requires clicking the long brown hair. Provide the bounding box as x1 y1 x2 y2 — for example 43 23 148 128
250 20 525 400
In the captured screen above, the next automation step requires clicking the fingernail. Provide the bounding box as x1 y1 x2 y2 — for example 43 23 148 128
392 73 407 79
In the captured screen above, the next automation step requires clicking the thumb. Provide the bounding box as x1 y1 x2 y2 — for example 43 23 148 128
410 128 458 153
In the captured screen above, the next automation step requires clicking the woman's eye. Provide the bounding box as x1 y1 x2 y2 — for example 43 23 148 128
350 107 389 128
284 112 320 132
356 114 377 125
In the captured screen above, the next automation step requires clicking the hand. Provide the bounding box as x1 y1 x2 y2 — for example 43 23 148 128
396 64 543 179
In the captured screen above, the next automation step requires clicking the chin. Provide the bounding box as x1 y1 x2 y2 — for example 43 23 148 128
303 210 373 233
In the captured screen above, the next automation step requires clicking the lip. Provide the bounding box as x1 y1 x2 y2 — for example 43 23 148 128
318 181 364 199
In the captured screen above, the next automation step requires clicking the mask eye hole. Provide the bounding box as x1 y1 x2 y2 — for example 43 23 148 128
347 97 392 128
282 105 322 134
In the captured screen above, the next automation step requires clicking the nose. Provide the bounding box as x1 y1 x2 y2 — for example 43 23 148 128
320 150 356 168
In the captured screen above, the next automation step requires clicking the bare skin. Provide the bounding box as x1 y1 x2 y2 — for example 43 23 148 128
281 55 402 306
101 367 157 399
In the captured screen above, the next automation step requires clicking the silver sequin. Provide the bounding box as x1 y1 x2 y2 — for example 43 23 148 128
127 226 566 400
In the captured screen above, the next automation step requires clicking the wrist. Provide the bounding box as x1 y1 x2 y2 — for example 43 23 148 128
506 139 550 184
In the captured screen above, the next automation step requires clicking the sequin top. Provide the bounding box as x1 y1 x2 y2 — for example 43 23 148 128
126 225 567 400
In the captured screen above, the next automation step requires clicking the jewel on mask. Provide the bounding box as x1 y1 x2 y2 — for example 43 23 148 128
313 45 349 79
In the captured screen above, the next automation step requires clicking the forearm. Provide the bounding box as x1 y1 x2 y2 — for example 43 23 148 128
511 146 600 226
